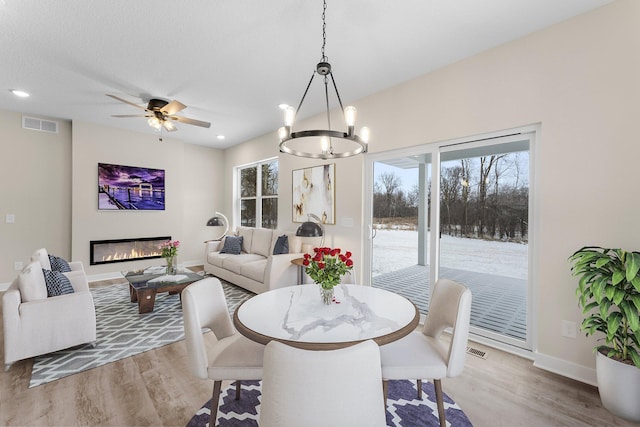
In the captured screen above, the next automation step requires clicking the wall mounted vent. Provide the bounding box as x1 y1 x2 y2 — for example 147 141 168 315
22 116 58 133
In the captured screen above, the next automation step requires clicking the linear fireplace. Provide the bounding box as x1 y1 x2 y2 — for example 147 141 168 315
90 236 171 265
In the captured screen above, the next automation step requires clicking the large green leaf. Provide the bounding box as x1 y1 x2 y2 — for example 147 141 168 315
626 252 640 281
612 269 625 286
621 301 639 332
631 276 640 293
613 288 626 306
598 300 611 319
630 294 640 312
607 312 622 336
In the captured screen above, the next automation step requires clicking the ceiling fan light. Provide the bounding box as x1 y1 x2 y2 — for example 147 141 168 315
163 120 176 131
148 117 161 129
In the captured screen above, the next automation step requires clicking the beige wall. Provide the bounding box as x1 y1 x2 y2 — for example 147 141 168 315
223 0 640 382
0 109 72 282
71 121 223 277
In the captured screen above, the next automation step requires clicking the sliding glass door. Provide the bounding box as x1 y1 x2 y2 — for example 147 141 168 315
366 130 534 349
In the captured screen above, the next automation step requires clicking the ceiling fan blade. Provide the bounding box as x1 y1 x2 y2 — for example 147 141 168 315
172 116 211 128
111 114 150 118
161 100 187 115
106 94 146 110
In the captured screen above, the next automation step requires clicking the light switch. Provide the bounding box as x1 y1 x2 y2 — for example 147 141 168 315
5 214 15 224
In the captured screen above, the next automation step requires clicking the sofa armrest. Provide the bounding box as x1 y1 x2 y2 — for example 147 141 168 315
264 253 304 291
205 240 223 255
2 286 21 334
63 270 90 293
68 261 84 272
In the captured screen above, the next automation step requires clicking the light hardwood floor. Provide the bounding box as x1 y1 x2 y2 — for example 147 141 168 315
1 277 638 427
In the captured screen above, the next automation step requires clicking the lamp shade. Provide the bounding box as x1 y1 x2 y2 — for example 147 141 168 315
206 217 222 226
206 212 229 240
296 221 323 237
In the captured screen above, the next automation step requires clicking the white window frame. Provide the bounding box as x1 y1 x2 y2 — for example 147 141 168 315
235 157 279 229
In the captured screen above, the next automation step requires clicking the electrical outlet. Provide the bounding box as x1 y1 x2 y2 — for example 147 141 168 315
6 213 15 224
562 320 577 338
14 261 24 271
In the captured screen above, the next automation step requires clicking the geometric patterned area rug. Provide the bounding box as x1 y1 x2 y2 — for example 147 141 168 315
29 276 254 388
187 379 473 427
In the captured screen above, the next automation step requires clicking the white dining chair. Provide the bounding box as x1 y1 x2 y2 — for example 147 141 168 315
259 340 387 427
379 278 472 427
181 277 264 427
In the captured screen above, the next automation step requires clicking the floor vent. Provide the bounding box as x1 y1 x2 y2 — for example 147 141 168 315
22 116 58 133
466 346 488 359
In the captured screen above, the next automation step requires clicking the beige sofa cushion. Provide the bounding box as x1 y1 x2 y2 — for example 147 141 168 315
222 253 265 275
18 261 48 302
237 227 254 253
252 228 274 257
242 259 268 283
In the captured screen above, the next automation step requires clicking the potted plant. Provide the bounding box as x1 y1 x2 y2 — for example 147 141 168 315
569 246 640 422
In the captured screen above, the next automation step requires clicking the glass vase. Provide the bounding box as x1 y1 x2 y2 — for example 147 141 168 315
165 256 177 275
320 286 334 305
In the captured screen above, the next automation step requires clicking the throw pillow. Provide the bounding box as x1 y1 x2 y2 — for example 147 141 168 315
18 261 48 302
220 236 243 255
42 269 75 297
48 254 72 272
273 235 289 255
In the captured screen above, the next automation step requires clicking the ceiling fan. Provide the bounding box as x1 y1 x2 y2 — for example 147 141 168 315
107 94 211 132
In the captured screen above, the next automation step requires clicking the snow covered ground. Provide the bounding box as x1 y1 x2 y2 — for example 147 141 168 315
372 229 528 280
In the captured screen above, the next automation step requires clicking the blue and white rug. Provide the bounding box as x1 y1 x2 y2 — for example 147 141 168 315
188 379 473 426
29 276 253 388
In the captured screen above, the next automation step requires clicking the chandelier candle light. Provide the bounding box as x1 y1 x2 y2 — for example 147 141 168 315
160 240 180 275
278 0 370 159
303 247 353 304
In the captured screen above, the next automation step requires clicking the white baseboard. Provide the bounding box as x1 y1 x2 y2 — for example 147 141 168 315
533 351 597 387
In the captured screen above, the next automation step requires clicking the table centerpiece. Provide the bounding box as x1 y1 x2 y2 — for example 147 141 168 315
160 239 180 275
303 247 353 304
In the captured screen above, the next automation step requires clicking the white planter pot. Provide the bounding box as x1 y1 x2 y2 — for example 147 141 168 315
596 350 640 422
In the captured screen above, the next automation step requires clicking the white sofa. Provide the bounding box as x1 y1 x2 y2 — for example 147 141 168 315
204 227 303 294
3 258 97 368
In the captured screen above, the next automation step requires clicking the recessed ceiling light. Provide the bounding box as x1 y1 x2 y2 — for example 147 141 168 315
10 89 30 98
217 135 225 140
278 104 289 110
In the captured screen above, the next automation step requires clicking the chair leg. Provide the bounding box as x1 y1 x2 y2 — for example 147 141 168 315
210 380 222 427
416 379 423 399
434 379 446 427
382 380 389 407
235 380 241 400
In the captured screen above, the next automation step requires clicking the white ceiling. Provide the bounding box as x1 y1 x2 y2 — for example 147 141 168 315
0 0 613 149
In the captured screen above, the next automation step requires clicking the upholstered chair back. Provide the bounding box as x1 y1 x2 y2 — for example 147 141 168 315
259 340 386 427
422 278 472 378
181 277 235 379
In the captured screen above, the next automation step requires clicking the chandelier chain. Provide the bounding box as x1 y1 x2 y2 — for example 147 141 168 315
321 0 327 61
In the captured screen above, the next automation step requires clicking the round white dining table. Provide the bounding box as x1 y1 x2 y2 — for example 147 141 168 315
233 284 420 350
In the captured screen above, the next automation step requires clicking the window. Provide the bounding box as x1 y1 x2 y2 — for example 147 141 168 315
238 158 278 229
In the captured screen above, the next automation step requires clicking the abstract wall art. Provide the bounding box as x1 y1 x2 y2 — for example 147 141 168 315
292 163 335 224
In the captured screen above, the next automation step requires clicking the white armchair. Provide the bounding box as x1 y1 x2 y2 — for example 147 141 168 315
3 260 97 369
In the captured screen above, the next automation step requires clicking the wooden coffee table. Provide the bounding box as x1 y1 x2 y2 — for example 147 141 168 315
123 267 205 314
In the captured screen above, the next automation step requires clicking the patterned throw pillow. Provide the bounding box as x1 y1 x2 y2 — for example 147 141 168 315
273 235 289 255
48 254 72 272
42 269 75 297
220 236 243 255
